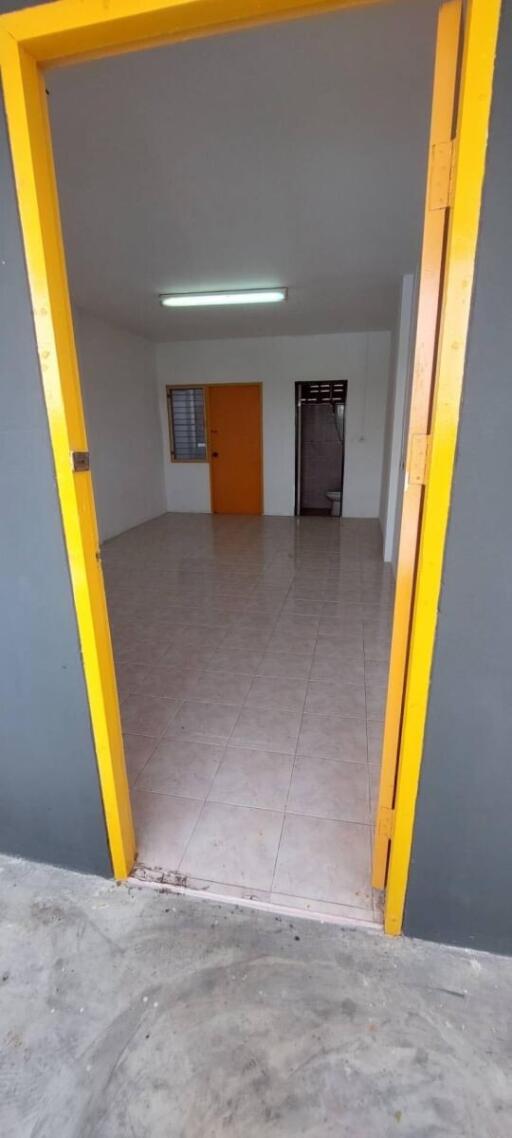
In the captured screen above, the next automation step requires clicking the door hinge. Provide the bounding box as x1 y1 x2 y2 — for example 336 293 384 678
376 806 395 842
71 450 90 472
408 433 431 486
429 139 456 210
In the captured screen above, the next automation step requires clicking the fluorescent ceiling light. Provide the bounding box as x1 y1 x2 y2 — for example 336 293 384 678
160 288 287 308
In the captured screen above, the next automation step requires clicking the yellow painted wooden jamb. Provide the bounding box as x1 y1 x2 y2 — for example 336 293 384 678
0 31 135 877
372 0 462 891
384 0 502 935
0 0 390 68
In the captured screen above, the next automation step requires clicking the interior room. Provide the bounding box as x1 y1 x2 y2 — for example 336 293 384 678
46 0 438 925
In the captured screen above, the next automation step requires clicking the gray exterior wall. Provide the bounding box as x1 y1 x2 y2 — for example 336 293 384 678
405 0 512 954
0 95 112 876
2 0 512 947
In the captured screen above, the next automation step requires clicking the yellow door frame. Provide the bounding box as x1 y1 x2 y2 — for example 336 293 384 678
372 0 462 894
383 0 501 933
0 0 500 922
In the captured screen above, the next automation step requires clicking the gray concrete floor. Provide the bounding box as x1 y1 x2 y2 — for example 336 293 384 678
1 855 511 1138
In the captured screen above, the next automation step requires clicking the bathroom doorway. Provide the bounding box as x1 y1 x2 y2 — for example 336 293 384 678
295 382 347 517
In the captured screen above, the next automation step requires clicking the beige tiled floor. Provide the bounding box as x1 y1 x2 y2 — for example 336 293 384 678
103 514 393 925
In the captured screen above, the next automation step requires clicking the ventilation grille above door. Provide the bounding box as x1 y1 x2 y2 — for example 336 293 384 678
299 381 347 405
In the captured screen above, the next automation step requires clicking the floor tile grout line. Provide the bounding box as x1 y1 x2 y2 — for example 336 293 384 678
129 734 160 787
200 735 230 806
180 676 267 855
133 785 374 829
175 742 242 872
268 594 318 895
360 560 378 868
265 603 305 890
219 739 372 766
121 693 185 742
267 886 374 915
133 701 231 875
141 784 377 830
362 632 375 839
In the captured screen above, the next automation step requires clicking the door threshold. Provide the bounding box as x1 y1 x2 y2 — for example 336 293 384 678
129 863 383 933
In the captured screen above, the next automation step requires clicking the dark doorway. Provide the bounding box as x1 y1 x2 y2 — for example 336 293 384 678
295 382 347 517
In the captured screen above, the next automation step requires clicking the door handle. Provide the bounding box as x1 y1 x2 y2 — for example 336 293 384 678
212 451 219 458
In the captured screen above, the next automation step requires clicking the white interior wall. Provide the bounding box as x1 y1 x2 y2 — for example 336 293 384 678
379 275 415 566
391 275 419 574
379 325 398 536
156 332 391 518
75 308 166 541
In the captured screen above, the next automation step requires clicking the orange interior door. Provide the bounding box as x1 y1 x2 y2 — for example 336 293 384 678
208 384 263 515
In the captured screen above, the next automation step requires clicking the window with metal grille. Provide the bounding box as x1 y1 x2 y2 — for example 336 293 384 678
167 386 207 462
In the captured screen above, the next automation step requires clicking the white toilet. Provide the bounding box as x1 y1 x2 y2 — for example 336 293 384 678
325 490 341 517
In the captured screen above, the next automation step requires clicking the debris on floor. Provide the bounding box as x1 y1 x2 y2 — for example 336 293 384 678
2 854 512 1137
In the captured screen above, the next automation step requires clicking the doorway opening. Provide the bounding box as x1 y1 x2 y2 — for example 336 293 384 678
32 1 452 928
295 382 346 517
0 0 497 934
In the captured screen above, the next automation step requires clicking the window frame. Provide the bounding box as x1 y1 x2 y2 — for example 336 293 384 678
166 384 209 464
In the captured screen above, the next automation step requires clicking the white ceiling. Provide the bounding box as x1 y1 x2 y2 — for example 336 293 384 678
48 0 439 342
